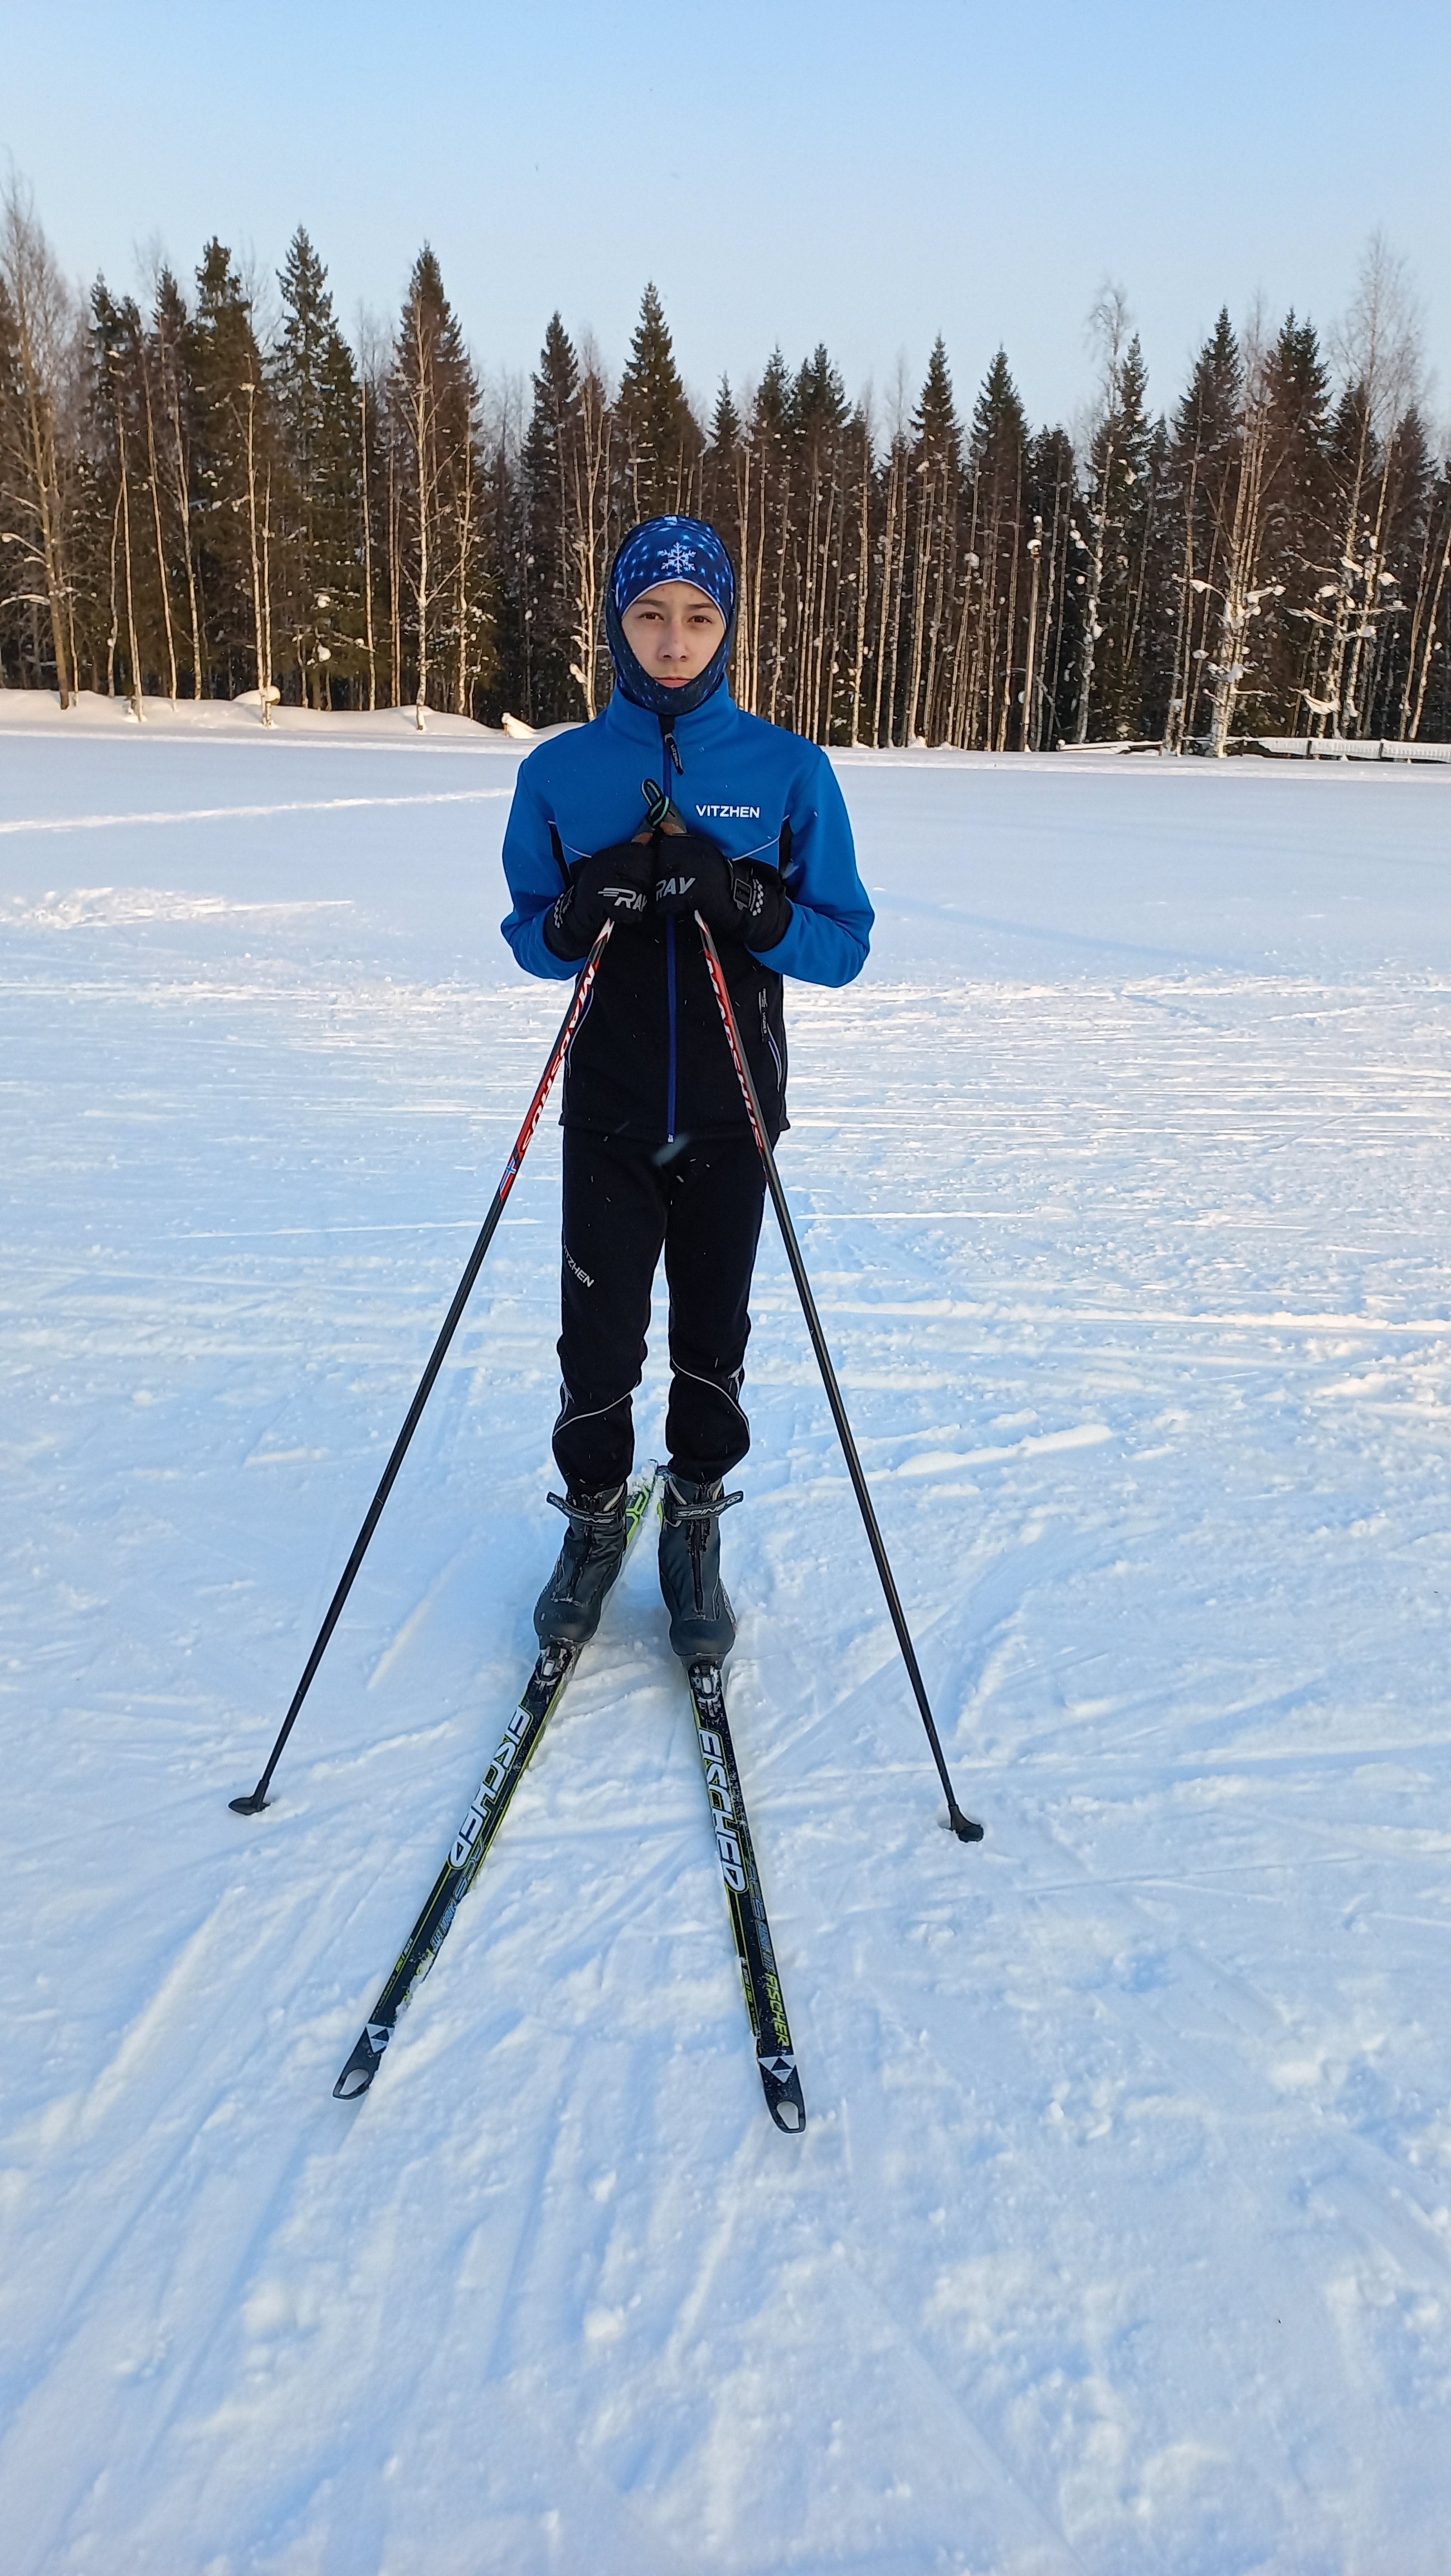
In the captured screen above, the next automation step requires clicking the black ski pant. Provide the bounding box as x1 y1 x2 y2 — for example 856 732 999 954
552 1127 767 1495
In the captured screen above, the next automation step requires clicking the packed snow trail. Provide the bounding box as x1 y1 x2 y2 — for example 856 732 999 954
2 700 1450 2573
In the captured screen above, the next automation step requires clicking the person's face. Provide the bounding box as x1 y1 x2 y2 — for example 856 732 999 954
620 581 726 687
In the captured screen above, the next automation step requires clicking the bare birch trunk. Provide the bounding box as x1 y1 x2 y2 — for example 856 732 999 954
996 483 1022 753
454 422 475 718
749 448 768 718
1073 443 1111 746
1021 519 1043 750
735 437 756 713
138 344 179 701
1402 491 1451 740
241 380 273 724
387 433 401 706
873 446 904 747
766 469 791 728
159 336 203 696
359 373 377 711
408 311 434 731
105 486 120 696
849 426 870 744
1206 390 1270 755
902 465 932 742
113 369 144 718
566 364 610 719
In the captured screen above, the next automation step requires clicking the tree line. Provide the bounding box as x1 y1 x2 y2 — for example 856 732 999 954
2 180 1447 747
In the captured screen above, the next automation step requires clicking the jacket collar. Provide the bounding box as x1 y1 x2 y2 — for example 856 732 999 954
601 682 739 762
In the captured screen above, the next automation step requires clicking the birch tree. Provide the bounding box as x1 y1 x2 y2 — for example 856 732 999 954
1072 287 1132 743
1307 239 1422 742
564 337 613 718
0 178 78 704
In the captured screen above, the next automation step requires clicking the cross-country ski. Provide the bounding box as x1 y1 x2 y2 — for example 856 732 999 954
334 1471 660 2102
684 1655 805 2134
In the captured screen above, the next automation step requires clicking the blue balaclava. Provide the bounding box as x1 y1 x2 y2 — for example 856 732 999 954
605 515 737 718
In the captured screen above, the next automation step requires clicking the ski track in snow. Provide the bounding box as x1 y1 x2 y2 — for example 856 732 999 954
3 729 1451 2573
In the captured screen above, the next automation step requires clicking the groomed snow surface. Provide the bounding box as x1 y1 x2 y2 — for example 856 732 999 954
3 694 1450 2576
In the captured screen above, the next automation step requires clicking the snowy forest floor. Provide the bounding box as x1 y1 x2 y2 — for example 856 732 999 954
2 702 1450 2575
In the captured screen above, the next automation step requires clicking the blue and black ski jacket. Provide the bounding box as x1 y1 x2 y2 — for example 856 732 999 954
500 686 873 1146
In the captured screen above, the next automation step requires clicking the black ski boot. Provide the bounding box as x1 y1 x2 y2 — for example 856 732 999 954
533 1482 629 1647
659 1473 742 1661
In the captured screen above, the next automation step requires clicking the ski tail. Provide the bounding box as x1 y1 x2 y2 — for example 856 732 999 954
685 1656 806 2134
334 1468 660 2101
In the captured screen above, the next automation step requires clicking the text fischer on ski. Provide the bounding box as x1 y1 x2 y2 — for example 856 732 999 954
500 515 874 1660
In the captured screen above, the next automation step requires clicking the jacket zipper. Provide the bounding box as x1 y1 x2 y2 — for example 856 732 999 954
661 713 680 1141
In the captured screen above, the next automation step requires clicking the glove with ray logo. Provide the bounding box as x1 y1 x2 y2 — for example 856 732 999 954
544 842 657 959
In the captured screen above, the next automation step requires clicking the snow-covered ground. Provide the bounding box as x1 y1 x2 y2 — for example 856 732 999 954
3 695 1450 2575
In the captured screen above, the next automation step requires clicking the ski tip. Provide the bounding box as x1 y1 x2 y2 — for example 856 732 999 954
759 2053 806 2134
228 1790 269 1816
949 1808 986 1844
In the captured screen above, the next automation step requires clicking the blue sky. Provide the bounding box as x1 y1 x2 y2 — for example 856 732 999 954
3 0 1447 436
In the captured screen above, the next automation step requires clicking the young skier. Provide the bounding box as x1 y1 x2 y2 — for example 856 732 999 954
500 514 872 1663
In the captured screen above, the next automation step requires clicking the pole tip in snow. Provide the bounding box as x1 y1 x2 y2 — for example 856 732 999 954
948 1805 985 1844
228 1789 269 1816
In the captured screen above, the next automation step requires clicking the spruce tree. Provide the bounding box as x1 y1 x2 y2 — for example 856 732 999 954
149 265 204 695
1365 402 1431 735
709 375 741 455
743 349 795 721
85 281 151 701
616 283 699 523
915 335 962 462
1163 311 1242 744
898 336 962 744
272 228 363 705
1087 333 1154 738
390 245 490 719
702 376 743 594
1255 314 1331 732
510 311 582 723
965 349 1028 747
1025 423 1079 748
793 343 848 449
785 346 850 736
186 239 276 698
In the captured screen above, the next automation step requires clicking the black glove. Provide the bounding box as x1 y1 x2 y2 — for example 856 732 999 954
654 838 794 951
543 842 654 960
731 857 793 952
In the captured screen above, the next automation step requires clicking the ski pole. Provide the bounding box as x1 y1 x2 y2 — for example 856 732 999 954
230 921 614 1815
640 778 982 1843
